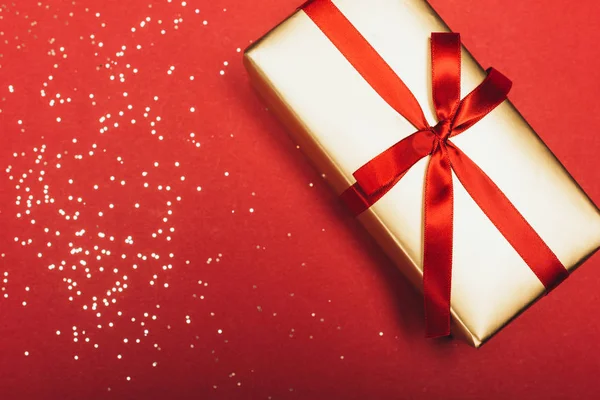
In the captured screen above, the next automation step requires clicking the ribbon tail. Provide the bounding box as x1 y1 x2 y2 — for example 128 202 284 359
423 147 454 338
446 144 569 290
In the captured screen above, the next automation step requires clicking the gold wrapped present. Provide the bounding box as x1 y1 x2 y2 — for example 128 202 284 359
243 0 600 347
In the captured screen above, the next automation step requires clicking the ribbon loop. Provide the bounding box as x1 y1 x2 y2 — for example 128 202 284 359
451 68 512 135
431 32 461 122
353 129 435 196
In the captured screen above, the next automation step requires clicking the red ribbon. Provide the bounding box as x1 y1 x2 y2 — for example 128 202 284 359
303 0 569 337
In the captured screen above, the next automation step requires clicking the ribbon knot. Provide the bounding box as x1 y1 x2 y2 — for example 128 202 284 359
430 119 453 155
303 0 569 339
431 119 453 142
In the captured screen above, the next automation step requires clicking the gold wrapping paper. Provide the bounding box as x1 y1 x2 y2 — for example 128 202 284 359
243 0 600 347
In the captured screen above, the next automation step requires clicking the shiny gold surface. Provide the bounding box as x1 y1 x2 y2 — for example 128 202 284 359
244 0 600 347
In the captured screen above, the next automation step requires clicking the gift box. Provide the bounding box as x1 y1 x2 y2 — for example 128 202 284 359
243 0 600 347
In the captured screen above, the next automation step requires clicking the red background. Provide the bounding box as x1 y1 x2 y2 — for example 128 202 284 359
1 0 600 398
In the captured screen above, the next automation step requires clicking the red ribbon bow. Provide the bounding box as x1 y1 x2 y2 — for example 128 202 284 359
303 0 569 337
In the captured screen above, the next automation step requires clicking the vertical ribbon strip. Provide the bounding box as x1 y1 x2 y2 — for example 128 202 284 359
303 0 569 337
